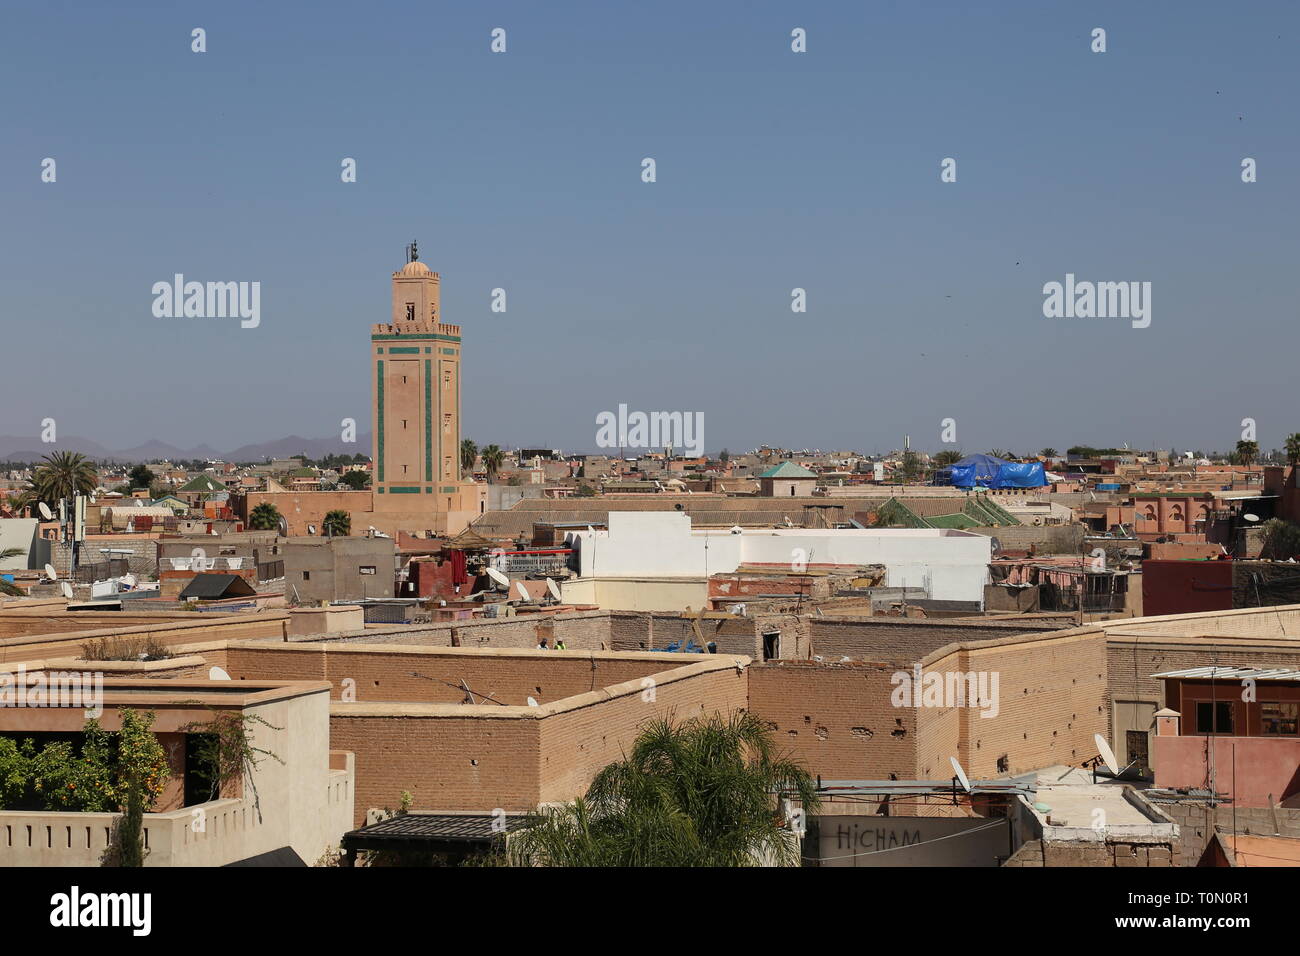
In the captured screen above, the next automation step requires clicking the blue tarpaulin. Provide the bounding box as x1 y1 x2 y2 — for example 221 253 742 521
946 455 1047 489
991 461 1047 488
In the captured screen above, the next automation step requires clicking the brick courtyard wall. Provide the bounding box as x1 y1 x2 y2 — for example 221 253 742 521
330 655 751 825
747 661 916 781
806 617 1061 664
913 628 1109 780
536 659 751 803
223 642 677 706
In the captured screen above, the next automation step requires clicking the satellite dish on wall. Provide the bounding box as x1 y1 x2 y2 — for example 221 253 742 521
277 516 288 535
44 564 57 581
208 666 232 681
1094 733 1120 776
485 566 509 588
949 756 972 793
526 696 539 707
545 578 561 601
514 581 531 602
38 502 53 520
1243 513 1260 523
60 581 73 599
307 524 317 535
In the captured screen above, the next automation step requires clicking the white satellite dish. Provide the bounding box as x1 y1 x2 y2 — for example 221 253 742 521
1094 733 1120 776
60 581 73 599
208 666 232 681
307 524 317 535
526 696 539 707
134 499 144 508
38 502 53 520
122 573 136 588
545 577 561 601
1243 513 1259 523
514 581 531 602
44 564 57 581
485 567 510 588
949 756 972 793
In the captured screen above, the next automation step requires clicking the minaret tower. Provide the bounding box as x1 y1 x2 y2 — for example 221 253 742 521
371 242 463 508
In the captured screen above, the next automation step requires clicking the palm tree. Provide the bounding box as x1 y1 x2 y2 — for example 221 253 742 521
1039 447 1058 459
460 439 478 479
480 445 505 483
1235 439 1259 467
934 449 963 467
507 712 819 867
248 502 282 531
322 509 351 537
1285 434 1300 466
28 451 97 505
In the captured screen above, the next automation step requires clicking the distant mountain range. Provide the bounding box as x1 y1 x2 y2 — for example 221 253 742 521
0 434 374 464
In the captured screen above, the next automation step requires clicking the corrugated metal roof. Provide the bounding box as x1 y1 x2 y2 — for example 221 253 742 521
1152 666 1300 681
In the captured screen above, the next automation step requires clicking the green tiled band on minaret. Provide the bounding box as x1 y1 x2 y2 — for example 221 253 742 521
375 360 384 482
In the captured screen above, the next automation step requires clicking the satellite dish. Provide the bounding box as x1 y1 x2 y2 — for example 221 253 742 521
307 524 317 535
122 573 136 588
949 756 972 793
44 564 57 581
1094 733 1120 776
277 516 288 535
134 499 144 508
60 581 73 599
38 502 53 520
526 696 539 707
586 525 595 535
485 567 510 588
546 578 561 601
514 581 531 602
208 666 232 681
1243 513 1259 523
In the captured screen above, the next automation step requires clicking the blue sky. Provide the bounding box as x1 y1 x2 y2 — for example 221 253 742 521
2 0 1296 457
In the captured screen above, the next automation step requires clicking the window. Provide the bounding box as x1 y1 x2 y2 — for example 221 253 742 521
302 571 310 581
762 632 780 661
405 303 415 320
1195 701 1234 734
1262 701 1299 735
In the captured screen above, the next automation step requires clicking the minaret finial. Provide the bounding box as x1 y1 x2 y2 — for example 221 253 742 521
407 239 419 263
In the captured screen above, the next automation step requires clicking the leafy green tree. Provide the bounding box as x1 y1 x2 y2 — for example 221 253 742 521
248 502 283 531
127 464 155 489
340 470 370 490
322 509 351 537
460 439 478 479
898 450 923 482
1285 434 1300 466
481 445 505 483
1260 519 1300 560
28 451 97 505
507 712 819 867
